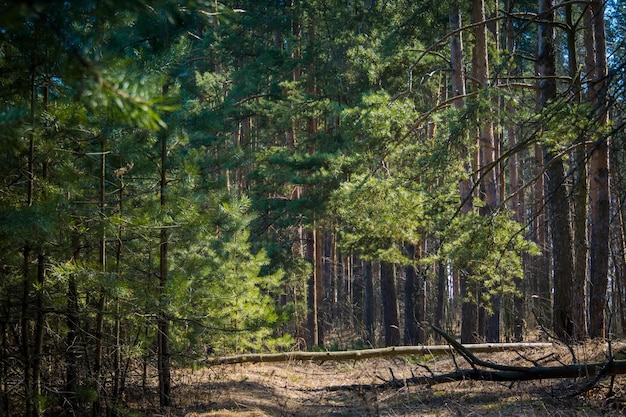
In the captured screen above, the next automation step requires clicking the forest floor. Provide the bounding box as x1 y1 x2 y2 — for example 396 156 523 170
127 341 626 416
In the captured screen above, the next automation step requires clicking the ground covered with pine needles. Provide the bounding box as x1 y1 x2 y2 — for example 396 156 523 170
127 341 626 416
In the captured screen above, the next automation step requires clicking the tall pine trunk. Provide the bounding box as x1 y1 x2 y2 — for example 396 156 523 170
380 262 400 346
306 228 324 347
65 238 81 414
93 136 107 415
21 68 37 417
158 128 172 407
567 3 588 340
472 0 500 343
586 0 610 339
506 0 526 341
404 244 423 345
304 14 324 349
450 3 478 344
538 0 574 340
363 260 376 346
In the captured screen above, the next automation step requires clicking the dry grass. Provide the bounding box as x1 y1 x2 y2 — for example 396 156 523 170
126 341 626 416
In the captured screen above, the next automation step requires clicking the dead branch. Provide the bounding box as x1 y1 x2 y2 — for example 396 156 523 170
324 326 626 392
324 360 626 392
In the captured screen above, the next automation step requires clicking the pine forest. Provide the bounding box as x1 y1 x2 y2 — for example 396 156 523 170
1 0 625 415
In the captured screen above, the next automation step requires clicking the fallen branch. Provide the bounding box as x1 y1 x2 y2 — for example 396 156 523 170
325 360 626 391
324 326 626 392
206 342 552 365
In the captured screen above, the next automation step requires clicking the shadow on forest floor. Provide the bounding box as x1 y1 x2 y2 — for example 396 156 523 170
125 346 626 416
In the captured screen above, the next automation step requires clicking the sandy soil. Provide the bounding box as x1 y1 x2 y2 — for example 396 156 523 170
127 342 626 416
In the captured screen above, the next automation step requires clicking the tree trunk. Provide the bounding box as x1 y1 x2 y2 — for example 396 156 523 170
472 0 500 343
32 252 45 416
415 243 427 344
351 256 364 338
612 201 626 336
531 142 551 328
113 173 125 401
586 0 610 340
567 3 588 341
65 238 81 415
538 0 574 340
306 230 316 346
21 246 33 417
306 228 324 347
380 262 400 347
433 260 447 343
93 137 107 416
450 3 478 345
461 280 480 344
315 228 324 345
0 303 9 416
21 69 37 417
158 129 172 407
506 0 525 342
363 260 376 346
404 244 421 345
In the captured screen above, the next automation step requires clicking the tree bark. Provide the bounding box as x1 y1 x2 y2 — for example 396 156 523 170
92 136 107 416
21 68 37 417
472 0 500 343
65 237 81 415
450 3 479 345
506 0 525 342
306 228 324 347
363 260 376 347
158 128 172 407
538 0 574 340
380 262 400 346
433 260 447 343
531 142 551 327
586 0 610 340
404 244 423 345
567 3 588 341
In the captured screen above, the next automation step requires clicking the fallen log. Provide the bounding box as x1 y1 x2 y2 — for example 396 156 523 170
325 360 626 391
206 342 552 365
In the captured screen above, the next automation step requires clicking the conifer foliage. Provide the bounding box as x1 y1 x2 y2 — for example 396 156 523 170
0 0 625 415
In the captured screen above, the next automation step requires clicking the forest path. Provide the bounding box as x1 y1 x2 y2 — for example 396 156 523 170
129 344 626 416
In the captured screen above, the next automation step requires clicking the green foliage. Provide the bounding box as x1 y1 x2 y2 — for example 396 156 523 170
438 211 539 309
339 91 416 158
168 195 292 357
538 102 598 154
3 0 617 412
330 174 423 263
